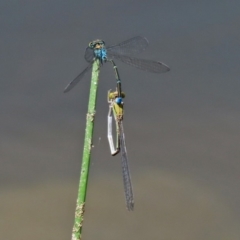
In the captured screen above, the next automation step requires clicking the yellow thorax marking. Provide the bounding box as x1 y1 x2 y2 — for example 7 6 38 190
108 90 125 120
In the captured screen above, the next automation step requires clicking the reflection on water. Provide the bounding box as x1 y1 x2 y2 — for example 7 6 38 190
1 170 239 240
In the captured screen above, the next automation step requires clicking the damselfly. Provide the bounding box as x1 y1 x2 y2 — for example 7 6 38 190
64 36 170 93
107 60 134 211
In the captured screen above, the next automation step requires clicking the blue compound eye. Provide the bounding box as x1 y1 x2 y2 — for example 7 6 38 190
115 97 122 104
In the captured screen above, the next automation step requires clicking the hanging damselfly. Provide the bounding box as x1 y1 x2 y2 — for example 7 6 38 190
64 36 170 210
107 59 134 210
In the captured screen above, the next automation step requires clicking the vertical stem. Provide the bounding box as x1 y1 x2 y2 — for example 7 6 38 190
71 59 100 240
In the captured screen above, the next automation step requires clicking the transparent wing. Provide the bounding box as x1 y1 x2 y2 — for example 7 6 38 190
84 47 95 63
64 63 92 93
111 55 170 73
119 121 134 211
107 36 149 57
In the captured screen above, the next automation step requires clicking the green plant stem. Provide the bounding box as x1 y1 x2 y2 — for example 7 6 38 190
71 59 100 240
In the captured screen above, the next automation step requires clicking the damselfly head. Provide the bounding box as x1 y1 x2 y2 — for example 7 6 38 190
115 97 123 105
89 39 105 49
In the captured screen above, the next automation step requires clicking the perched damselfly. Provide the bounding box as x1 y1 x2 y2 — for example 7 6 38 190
64 36 170 93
